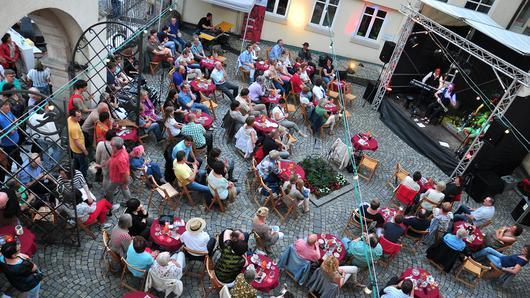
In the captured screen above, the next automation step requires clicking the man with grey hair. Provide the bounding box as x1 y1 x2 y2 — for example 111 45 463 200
26 87 42 109
177 84 210 114
248 76 266 103
442 227 468 252
211 62 238 101
110 213 133 257
104 137 131 201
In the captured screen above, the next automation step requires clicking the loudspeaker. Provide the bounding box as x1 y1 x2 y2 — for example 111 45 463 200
379 41 396 63
363 80 378 104
467 171 505 202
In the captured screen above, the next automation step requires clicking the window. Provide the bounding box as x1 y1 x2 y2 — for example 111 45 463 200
310 0 340 27
355 6 387 40
465 0 495 14
266 0 290 17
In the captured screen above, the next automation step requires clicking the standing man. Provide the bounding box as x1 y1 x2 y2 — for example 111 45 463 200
269 39 284 61
211 62 238 101
238 44 255 82
418 67 444 108
104 137 131 202
68 79 93 118
68 108 89 177
0 99 22 166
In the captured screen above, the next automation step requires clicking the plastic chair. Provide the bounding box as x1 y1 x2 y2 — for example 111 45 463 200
454 256 491 288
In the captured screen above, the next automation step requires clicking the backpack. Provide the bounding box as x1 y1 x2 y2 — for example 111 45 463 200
327 138 350 170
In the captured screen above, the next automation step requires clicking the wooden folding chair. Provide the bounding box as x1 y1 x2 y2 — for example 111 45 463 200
387 163 409 189
251 230 267 252
204 255 223 297
254 169 276 208
239 66 250 83
342 209 374 239
120 257 147 291
175 180 197 207
246 158 259 197
326 80 339 103
454 256 491 288
402 226 429 253
479 219 493 230
357 154 379 182
199 91 218 121
342 82 357 108
149 62 160 75
273 187 301 223
147 176 185 214
182 246 208 290
495 243 513 253
206 182 226 212
101 229 122 276
167 67 177 90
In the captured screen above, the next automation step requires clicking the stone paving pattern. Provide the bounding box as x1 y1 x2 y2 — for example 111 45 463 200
1 35 528 298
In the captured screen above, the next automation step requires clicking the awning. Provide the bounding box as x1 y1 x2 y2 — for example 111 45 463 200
202 0 256 13
421 0 530 55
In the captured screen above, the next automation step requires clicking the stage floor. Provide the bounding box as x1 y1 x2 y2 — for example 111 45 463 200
379 96 460 175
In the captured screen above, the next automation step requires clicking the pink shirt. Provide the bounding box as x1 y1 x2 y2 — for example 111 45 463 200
294 239 320 262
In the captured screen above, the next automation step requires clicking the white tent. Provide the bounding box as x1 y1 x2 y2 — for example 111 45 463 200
202 0 256 13
421 0 530 56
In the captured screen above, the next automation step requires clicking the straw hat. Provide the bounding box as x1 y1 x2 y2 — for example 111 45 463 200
256 207 269 217
185 217 206 234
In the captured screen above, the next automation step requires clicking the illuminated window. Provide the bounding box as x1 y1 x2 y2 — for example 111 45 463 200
355 6 387 40
266 0 290 17
465 0 495 14
310 0 340 27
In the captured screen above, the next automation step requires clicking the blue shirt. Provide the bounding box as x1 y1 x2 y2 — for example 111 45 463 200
126 244 154 277
443 234 466 252
269 44 283 60
210 68 225 85
168 22 180 35
238 50 253 67
18 160 43 185
500 254 528 268
191 42 204 56
171 139 192 160
0 111 19 146
172 71 184 87
178 91 193 108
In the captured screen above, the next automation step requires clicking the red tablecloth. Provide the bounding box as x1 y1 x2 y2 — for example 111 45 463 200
317 234 346 262
184 112 214 130
278 161 306 181
190 79 216 95
116 127 138 143
122 292 156 298
400 268 441 298
149 218 186 252
244 254 279 293
253 117 278 135
351 133 378 151
419 178 435 193
453 221 485 251
378 208 401 223
324 103 338 113
260 93 282 104
199 57 222 70
255 61 270 72
0 225 37 257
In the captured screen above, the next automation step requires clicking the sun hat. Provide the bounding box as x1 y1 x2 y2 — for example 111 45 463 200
256 207 269 217
185 217 207 234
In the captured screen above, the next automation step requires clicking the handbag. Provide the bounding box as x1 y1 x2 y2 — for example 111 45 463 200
20 258 43 282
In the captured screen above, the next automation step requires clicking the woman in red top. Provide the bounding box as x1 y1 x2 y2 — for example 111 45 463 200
94 111 112 147
0 33 20 71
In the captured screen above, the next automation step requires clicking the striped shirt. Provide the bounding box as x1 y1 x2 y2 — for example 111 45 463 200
27 68 51 88
56 170 87 194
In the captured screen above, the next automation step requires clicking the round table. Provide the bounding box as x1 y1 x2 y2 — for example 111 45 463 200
378 208 402 223
116 127 138 143
253 116 278 135
351 133 378 151
260 93 282 104
244 254 280 293
199 57 220 70
190 79 216 95
122 291 156 298
149 217 186 252
278 160 306 181
255 61 270 72
324 103 339 113
453 221 485 251
0 225 37 257
184 112 214 130
400 267 441 298
317 234 346 262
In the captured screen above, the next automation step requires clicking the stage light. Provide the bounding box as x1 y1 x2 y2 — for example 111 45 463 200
386 86 393 92
505 129 510 134
434 49 442 54
455 70 459 73
347 62 356 74
476 96 481 100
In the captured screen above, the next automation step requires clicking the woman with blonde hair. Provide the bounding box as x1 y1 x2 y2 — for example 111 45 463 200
419 181 446 211
320 255 364 288
252 207 283 251
282 175 310 213
163 106 183 138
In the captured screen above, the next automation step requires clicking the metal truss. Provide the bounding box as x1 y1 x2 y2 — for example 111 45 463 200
451 79 522 177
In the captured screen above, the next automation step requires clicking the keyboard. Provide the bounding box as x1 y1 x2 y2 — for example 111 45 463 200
410 79 437 92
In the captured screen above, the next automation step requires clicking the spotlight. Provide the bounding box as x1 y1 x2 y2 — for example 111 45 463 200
386 86 393 92
476 96 481 100
434 49 442 55
455 70 459 73
505 129 510 134
347 62 356 74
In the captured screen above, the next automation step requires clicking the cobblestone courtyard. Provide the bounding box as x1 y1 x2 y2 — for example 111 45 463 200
1 37 528 298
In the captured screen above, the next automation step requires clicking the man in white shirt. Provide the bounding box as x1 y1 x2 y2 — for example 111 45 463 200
400 171 422 192
248 76 266 103
312 78 327 104
272 98 307 138
454 197 495 227
180 217 211 256
211 62 238 101
381 279 413 298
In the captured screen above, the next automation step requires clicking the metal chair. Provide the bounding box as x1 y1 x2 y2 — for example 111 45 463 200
454 256 491 288
357 154 379 182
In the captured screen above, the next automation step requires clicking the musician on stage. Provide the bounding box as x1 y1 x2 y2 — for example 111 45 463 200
417 67 444 107
422 83 457 124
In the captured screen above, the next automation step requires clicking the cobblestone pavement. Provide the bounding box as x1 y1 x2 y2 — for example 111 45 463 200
2 35 527 298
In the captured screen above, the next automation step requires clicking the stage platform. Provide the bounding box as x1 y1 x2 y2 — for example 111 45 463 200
379 96 460 175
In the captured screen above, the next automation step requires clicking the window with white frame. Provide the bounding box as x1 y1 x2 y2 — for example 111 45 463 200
355 6 387 40
465 0 495 14
266 0 290 17
310 0 340 27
